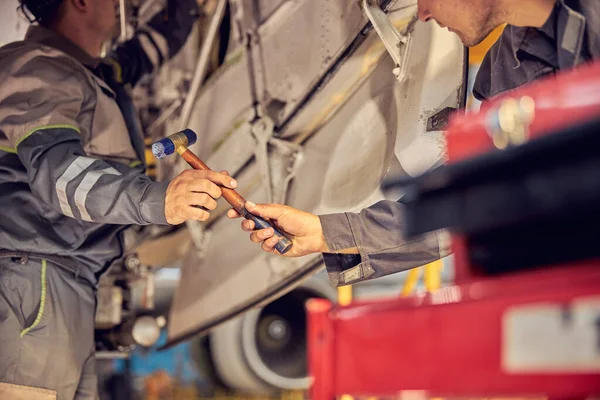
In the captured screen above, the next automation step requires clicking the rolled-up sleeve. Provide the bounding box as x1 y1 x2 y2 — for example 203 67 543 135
318 200 446 287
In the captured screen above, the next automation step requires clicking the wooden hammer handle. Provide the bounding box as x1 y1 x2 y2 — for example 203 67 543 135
181 149 246 212
180 149 293 254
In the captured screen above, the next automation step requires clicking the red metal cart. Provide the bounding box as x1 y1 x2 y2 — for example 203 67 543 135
307 61 600 400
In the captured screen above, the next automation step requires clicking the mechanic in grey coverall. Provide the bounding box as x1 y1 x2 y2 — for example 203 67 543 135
230 0 600 287
0 0 237 398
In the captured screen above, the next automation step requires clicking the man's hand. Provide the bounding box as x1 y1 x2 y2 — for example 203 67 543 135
227 202 329 257
165 169 237 225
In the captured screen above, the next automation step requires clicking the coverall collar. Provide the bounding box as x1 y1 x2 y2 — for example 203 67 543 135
507 0 586 70
25 25 100 68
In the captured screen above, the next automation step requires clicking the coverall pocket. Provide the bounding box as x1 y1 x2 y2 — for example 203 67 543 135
19 259 48 337
0 258 47 336
0 382 57 400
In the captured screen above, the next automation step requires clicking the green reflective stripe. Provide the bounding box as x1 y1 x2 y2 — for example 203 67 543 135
107 57 123 84
129 160 142 168
20 259 47 337
0 145 17 154
15 124 81 149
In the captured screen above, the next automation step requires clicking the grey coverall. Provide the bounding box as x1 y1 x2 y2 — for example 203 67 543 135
318 0 600 287
0 1 198 398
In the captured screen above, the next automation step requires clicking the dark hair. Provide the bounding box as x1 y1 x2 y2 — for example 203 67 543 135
19 0 64 27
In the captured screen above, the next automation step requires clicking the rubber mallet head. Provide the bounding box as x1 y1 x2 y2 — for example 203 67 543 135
152 129 197 159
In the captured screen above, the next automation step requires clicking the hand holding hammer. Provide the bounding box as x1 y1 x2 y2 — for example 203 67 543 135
152 129 293 255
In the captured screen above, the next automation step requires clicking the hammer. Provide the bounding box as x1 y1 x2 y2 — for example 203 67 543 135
152 129 293 255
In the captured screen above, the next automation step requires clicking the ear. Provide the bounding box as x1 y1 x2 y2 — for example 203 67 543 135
69 0 88 13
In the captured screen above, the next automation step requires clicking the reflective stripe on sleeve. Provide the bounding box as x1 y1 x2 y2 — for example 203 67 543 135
138 32 161 69
144 26 169 60
56 157 96 218
74 167 122 222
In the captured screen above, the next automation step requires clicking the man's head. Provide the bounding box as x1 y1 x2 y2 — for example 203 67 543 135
417 0 504 47
21 0 119 44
